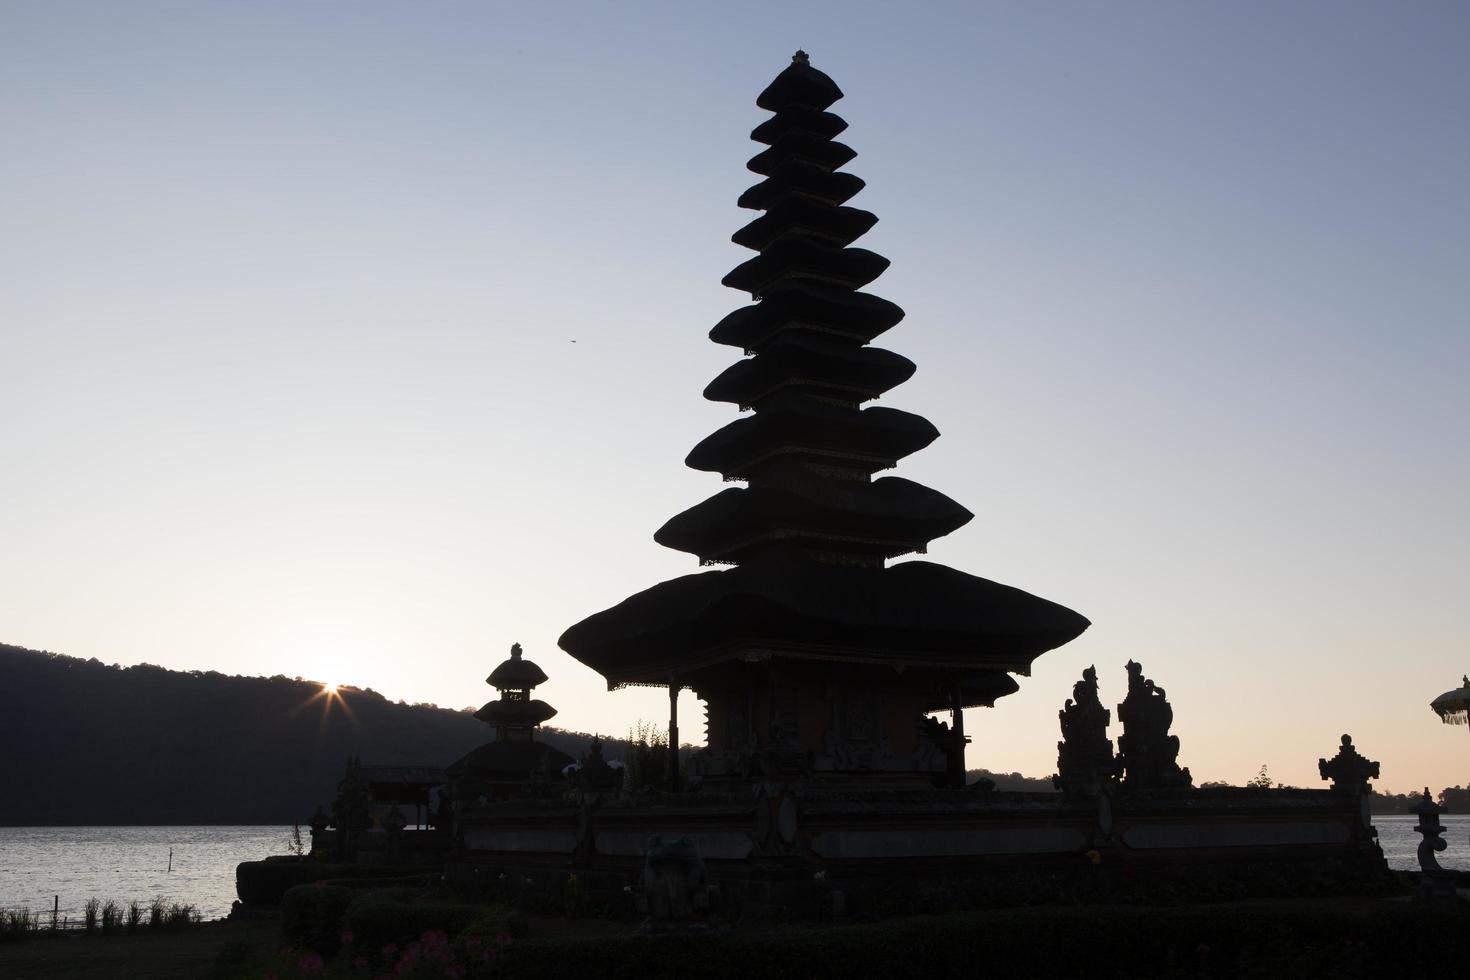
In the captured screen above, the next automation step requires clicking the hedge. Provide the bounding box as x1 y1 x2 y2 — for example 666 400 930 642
280 884 353 956
490 900 1470 980
343 889 526 957
235 860 438 905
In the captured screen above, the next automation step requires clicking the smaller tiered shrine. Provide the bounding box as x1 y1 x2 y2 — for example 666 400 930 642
447 644 573 804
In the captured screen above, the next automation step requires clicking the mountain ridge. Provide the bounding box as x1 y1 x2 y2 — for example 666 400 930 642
0 642 609 825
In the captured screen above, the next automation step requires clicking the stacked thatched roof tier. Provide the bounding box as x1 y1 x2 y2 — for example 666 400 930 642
559 53 1087 693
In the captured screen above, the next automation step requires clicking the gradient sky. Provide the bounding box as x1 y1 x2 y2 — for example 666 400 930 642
3 1 1466 793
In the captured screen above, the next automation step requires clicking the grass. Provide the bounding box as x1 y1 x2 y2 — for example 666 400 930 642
0 915 277 980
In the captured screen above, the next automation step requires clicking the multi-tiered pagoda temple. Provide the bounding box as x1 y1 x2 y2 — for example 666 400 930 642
560 52 1089 788
447 643 573 803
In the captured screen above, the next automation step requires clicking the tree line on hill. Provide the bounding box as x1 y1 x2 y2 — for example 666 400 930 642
4 642 1455 824
0 643 615 825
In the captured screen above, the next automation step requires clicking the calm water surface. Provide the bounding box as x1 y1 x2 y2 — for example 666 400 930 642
0 826 290 921
1 817 1465 920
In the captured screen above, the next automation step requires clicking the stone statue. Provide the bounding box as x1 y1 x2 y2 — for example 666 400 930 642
1054 665 1120 796
1116 661 1192 789
1411 788 1457 898
1317 734 1379 794
640 835 713 923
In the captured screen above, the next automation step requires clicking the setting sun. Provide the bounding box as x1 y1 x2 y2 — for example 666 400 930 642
321 683 338 696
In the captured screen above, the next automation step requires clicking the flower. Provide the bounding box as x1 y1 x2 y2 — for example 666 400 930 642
340 930 354 945
622 885 633 894
297 952 325 975
1086 849 1102 866
813 871 826 881
353 956 369 969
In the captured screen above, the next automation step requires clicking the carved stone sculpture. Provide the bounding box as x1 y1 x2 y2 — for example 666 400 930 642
1054 665 1120 796
1116 661 1192 789
641 835 714 922
1411 788 1457 899
1317 734 1379 794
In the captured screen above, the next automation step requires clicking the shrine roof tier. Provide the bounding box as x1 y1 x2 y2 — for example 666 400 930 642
685 398 938 480
723 238 889 296
710 281 904 352
747 135 856 177
446 740 574 782
557 552 1090 694
653 477 972 566
474 698 558 728
703 335 914 408
487 655 548 691
756 52 843 112
738 162 865 211
932 671 1022 713
731 199 877 252
751 106 848 145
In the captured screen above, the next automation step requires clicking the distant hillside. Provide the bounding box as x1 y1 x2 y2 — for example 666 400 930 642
967 769 1058 793
0 643 608 825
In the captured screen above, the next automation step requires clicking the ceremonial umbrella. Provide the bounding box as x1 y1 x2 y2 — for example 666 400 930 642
1431 676 1470 726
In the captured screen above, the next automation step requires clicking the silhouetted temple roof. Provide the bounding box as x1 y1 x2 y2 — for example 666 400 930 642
756 51 843 112
654 477 970 565
558 552 1089 693
475 697 557 728
487 644 548 691
446 740 574 782
710 281 904 352
685 399 938 479
703 335 914 407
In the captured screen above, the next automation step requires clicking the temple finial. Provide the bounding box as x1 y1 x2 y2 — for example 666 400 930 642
511 642 522 659
792 50 809 65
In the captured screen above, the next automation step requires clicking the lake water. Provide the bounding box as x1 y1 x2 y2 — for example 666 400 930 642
0 826 291 921
1 817 1466 920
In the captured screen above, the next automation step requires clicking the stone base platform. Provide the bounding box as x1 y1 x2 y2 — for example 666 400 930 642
446 786 1392 918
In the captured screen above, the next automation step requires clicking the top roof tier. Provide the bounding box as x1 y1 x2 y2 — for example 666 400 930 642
487 642 549 691
755 51 843 113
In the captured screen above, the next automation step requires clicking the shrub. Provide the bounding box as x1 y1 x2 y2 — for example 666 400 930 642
82 898 99 933
126 900 142 932
236 860 437 905
281 884 353 957
1 909 39 941
162 901 199 930
100 899 120 935
321 873 440 892
488 900 1470 980
344 889 526 957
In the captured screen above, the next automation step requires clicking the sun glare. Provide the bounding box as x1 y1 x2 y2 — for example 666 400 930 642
322 683 338 696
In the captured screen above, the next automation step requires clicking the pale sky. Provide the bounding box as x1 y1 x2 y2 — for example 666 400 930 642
3 1 1467 793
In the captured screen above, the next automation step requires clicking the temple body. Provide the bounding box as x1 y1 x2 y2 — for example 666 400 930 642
559 53 1089 787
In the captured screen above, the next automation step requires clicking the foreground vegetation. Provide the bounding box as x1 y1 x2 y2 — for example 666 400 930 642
3 885 1470 980
0 897 200 938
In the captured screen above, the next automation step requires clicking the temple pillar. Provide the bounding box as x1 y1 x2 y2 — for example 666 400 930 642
950 683 966 788
669 679 680 792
